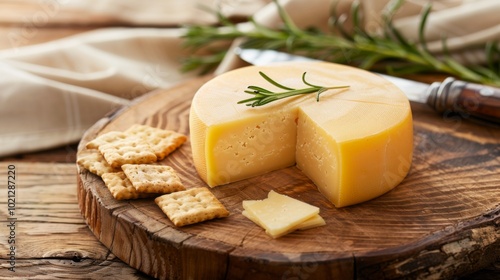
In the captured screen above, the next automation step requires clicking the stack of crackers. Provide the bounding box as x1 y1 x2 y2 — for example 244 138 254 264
77 124 229 227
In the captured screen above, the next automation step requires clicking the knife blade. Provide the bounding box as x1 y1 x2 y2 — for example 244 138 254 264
235 48 500 124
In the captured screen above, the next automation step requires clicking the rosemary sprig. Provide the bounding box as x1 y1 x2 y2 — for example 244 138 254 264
182 0 500 87
237 71 349 107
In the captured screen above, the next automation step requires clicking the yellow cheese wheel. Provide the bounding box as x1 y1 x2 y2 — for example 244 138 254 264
189 62 413 207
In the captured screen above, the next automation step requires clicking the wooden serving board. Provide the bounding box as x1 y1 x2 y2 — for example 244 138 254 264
76 75 500 280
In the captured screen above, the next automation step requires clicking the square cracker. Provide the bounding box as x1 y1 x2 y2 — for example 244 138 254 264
101 172 157 200
155 187 229 227
98 138 157 168
125 124 187 160
121 164 185 194
77 149 120 176
85 131 130 149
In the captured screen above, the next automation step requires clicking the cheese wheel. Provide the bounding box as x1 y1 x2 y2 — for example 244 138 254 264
189 62 413 207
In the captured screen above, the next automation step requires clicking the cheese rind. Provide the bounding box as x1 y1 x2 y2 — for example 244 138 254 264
189 62 413 207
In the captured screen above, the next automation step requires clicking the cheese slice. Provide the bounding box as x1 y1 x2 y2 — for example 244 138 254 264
296 214 326 230
242 191 322 238
189 62 413 207
242 200 326 231
242 209 325 233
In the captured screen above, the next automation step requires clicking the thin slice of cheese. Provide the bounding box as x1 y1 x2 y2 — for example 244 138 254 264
242 191 322 238
296 214 326 231
241 210 325 238
189 61 413 207
242 200 326 231
242 208 325 228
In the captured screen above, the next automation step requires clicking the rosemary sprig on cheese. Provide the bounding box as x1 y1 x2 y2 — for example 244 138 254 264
237 71 349 107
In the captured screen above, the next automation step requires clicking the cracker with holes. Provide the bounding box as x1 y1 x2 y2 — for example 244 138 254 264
121 164 185 194
98 138 157 168
155 187 229 227
101 172 157 200
77 149 120 176
86 131 130 149
125 124 187 160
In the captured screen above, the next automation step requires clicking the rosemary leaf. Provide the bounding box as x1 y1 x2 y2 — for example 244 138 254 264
238 71 349 107
259 71 295 90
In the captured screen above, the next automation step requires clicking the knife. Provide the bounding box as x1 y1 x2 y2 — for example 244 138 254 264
235 48 500 125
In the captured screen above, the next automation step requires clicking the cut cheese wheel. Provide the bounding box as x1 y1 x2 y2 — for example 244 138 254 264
189 62 413 207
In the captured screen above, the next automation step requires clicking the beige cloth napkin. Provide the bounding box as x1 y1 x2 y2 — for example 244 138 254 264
0 0 498 156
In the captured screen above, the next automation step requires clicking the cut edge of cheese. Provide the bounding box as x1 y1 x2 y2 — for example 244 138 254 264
295 102 413 207
296 214 326 231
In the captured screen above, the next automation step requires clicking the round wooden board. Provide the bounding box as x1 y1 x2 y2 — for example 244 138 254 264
77 75 500 280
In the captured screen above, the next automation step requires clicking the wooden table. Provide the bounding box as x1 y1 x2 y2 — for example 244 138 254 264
0 147 155 279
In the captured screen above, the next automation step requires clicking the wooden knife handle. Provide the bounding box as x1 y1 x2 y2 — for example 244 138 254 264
427 77 500 124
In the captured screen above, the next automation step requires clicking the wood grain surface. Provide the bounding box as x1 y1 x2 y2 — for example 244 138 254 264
0 162 154 279
76 75 500 280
